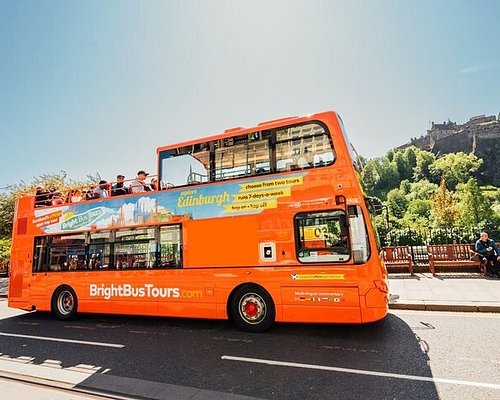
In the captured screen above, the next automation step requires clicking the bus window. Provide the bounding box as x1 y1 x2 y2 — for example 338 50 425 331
115 228 156 269
249 138 270 175
214 132 271 180
88 231 112 270
295 210 349 263
48 233 86 271
158 225 182 268
160 145 210 187
215 142 250 180
349 205 371 263
33 237 49 272
276 123 335 171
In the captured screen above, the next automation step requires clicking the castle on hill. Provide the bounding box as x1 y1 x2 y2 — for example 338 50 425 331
399 113 500 186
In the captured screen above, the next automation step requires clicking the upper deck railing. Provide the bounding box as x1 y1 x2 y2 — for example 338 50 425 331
32 175 159 209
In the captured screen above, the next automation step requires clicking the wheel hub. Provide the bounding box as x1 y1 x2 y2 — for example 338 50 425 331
240 294 266 322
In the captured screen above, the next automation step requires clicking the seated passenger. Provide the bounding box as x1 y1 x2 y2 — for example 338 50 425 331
149 178 158 191
92 180 109 198
35 186 50 207
51 191 64 206
68 189 83 203
112 175 129 196
130 170 149 193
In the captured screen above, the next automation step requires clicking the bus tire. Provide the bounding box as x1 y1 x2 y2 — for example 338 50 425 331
230 285 275 333
51 285 78 321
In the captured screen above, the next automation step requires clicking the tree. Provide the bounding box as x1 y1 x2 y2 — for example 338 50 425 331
0 238 10 264
431 179 459 227
386 188 409 219
401 199 432 230
393 147 417 182
0 172 98 239
413 149 436 182
455 179 491 228
429 152 482 190
361 156 400 199
405 179 438 202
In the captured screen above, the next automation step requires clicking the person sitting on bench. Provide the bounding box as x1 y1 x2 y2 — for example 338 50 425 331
475 232 500 278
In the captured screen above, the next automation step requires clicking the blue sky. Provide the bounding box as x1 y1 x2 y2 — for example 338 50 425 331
1 0 499 189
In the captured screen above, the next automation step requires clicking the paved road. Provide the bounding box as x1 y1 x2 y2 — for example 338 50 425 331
1 300 499 399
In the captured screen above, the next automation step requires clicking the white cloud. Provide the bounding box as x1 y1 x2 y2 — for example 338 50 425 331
461 62 498 74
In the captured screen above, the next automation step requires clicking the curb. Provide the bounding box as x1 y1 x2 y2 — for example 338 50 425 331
389 303 500 313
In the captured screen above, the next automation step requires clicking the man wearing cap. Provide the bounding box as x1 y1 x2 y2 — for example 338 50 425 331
130 170 149 193
112 174 129 196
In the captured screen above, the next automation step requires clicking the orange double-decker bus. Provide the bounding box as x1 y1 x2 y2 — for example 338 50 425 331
9 111 388 332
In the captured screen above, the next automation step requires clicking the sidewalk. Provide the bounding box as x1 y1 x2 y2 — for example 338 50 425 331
2 275 500 312
0 277 7 299
388 272 500 312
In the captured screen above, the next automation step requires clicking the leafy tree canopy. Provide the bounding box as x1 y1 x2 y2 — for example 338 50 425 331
429 152 482 190
0 171 98 239
361 146 498 239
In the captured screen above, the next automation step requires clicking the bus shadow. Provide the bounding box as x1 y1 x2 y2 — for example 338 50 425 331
0 311 440 400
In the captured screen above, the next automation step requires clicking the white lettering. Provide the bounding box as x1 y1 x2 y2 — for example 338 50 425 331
89 284 190 300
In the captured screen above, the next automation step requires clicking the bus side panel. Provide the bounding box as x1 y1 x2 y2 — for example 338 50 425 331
8 253 24 299
156 269 218 319
184 217 259 268
361 287 389 323
8 254 32 310
280 286 361 323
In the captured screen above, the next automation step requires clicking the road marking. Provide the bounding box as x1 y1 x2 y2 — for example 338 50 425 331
222 355 500 390
0 332 124 348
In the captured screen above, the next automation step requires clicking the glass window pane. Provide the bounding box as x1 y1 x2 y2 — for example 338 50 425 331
160 144 210 187
45 233 86 272
215 143 250 180
33 237 48 272
49 244 86 271
349 206 371 263
295 211 349 263
158 225 182 268
276 123 335 171
115 241 155 269
116 228 155 242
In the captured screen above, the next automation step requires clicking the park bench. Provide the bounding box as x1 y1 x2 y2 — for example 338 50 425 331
427 244 486 276
381 246 414 275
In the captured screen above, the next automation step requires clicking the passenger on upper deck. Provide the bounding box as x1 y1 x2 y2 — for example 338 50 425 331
92 180 109 198
130 170 149 193
51 191 64 206
35 186 50 207
149 178 158 191
69 188 83 203
111 175 129 196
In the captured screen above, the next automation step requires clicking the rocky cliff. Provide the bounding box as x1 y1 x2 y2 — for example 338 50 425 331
403 115 500 186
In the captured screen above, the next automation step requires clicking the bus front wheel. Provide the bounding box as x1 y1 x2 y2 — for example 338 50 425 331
230 285 275 333
51 285 78 320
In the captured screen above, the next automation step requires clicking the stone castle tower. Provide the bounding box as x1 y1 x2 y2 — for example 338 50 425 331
400 113 500 186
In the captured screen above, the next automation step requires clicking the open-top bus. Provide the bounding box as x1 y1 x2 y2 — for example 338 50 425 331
9 111 388 332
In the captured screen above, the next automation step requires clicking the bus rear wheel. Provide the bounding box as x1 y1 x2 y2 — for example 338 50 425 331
51 285 78 320
230 285 275 333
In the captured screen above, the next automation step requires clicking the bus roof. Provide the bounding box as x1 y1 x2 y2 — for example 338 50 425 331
156 110 339 154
